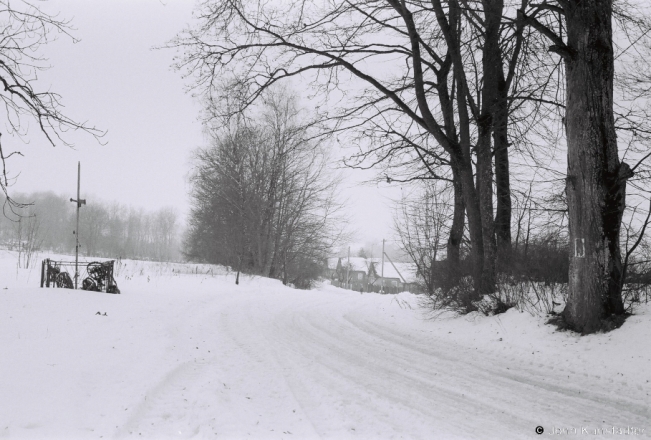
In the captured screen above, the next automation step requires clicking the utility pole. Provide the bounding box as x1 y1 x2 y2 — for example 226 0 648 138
381 239 385 294
70 162 86 289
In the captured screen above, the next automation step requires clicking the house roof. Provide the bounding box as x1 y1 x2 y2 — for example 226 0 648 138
326 257 340 270
341 257 371 272
329 255 423 284
391 262 421 284
370 260 421 283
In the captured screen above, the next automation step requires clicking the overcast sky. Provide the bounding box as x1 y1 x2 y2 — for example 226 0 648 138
8 0 401 248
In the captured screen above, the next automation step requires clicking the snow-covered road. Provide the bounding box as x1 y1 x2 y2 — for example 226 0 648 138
1 259 649 439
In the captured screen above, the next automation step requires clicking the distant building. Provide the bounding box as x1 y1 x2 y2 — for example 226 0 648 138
323 256 424 294
335 257 371 291
323 257 340 280
367 259 422 293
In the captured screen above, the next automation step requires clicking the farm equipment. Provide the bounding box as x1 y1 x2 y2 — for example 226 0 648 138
41 259 120 294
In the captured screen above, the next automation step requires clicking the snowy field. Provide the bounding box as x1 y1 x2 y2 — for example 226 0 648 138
0 250 649 440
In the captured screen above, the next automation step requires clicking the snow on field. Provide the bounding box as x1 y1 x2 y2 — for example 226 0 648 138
0 249 649 439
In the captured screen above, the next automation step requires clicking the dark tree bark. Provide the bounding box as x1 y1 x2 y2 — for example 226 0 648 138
437 50 465 287
438 0 489 296
475 129 496 291
520 0 631 333
493 95 512 269
560 0 628 332
492 1 528 271
475 0 506 290
455 154 485 299
402 0 487 299
447 165 465 282
478 0 516 273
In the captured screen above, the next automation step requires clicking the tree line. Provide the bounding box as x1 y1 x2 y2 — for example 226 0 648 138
169 0 651 333
0 192 180 262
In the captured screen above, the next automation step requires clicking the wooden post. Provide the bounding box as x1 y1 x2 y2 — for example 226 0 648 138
70 162 86 289
75 162 80 288
40 258 46 288
381 239 385 293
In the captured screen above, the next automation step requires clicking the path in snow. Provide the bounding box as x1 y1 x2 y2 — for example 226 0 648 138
1 269 649 439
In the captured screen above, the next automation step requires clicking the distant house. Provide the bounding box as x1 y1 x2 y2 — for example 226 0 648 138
368 259 423 294
323 255 424 294
391 262 423 293
335 257 372 291
323 257 340 280
367 259 401 293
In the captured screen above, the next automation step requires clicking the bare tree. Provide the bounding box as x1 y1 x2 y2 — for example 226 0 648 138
14 209 42 269
80 203 108 258
152 207 178 262
394 180 457 295
0 1 102 212
186 88 344 287
172 0 651 325
169 0 572 302
169 0 491 297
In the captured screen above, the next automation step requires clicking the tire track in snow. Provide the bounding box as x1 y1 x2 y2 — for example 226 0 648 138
345 314 650 418
114 292 323 439
267 303 527 439
115 359 211 438
262 297 650 439
109 290 649 439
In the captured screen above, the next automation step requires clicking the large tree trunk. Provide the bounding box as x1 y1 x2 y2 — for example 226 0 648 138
438 59 465 288
425 0 489 299
476 124 496 292
447 165 465 285
493 95 512 270
563 0 627 333
454 155 485 301
484 0 514 271
474 0 508 291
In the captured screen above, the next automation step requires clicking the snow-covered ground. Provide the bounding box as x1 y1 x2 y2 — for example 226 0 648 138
0 250 649 439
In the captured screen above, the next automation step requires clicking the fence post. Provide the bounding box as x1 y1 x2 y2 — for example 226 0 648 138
40 259 46 288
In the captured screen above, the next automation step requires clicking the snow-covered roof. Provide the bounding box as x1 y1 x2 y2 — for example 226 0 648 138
329 256 422 283
341 257 370 272
391 262 421 284
326 257 340 270
372 260 421 284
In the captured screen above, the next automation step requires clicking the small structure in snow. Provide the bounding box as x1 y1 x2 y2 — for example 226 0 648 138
41 259 120 294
